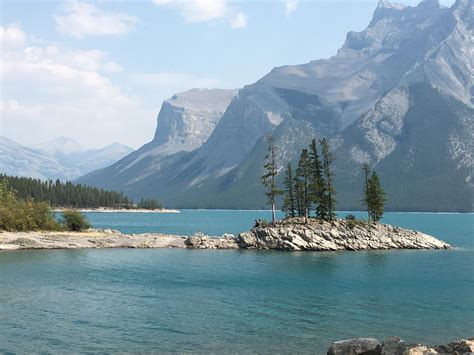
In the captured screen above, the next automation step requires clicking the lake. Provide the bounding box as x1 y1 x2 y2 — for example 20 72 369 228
1 211 473 353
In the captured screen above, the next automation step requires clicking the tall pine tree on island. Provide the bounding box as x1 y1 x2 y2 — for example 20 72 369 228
282 162 296 218
308 139 326 220
261 135 283 225
296 149 311 224
361 163 387 222
295 176 304 218
366 171 387 222
361 162 371 220
320 138 337 221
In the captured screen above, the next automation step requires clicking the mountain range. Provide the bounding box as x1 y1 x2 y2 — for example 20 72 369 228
79 0 473 212
0 136 134 181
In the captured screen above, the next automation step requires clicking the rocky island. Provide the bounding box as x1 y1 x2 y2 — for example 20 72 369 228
0 219 451 251
185 218 451 251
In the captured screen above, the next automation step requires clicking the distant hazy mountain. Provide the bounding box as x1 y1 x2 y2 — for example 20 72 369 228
79 0 473 212
1 136 134 181
0 137 81 181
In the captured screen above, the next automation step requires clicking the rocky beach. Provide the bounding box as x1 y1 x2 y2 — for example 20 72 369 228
0 219 451 251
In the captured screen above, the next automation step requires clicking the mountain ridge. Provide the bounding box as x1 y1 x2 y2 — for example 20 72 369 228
0 136 134 181
79 0 473 212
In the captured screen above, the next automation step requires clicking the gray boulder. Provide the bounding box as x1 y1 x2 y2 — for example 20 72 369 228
327 338 381 355
434 338 474 354
382 336 407 355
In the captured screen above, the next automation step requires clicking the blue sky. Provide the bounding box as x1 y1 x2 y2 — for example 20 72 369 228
1 0 455 148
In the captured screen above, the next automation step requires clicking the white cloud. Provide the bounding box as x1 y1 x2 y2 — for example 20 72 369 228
17 44 122 74
0 24 26 48
55 1 138 39
0 24 221 148
0 24 152 148
285 0 299 16
152 0 247 28
230 12 247 29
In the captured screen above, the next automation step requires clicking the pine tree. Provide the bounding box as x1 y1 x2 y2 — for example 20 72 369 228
261 135 283 225
308 139 326 220
320 138 336 221
296 148 311 224
361 162 371 220
282 162 296 218
367 171 387 222
295 176 304 217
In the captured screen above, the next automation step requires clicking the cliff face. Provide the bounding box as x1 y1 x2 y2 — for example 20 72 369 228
77 88 237 190
80 0 473 211
152 89 238 156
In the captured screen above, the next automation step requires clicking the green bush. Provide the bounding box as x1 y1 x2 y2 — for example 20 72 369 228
60 210 91 231
0 180 61 231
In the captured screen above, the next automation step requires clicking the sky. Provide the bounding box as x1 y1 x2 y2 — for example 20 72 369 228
0 0 456 149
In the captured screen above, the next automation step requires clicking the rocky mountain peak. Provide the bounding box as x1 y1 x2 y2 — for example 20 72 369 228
376 0 406 10
150 88 238 156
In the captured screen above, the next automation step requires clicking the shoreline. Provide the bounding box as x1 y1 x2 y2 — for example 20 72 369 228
0 229 187 250
53 207 181 214
0 219 451 251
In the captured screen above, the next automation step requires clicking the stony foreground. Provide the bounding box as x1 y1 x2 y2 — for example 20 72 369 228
185 219 451 251
0 219 451 251
327 336 474 355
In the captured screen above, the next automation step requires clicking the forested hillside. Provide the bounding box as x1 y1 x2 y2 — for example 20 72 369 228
0 175 161 209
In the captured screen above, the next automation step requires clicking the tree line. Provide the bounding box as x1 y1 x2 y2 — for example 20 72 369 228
0 175 162 210
262 136 386 225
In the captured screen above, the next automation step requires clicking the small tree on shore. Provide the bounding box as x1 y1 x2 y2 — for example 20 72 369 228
296 149 311 224
61 210 91 231
320 138 336 221
282 163 296 218
261 135 283 225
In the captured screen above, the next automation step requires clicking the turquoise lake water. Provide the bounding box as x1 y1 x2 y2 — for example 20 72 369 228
1 211 473 353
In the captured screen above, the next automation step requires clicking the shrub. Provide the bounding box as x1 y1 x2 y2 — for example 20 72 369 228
60 210 91 231
0 180 60 231
253 219 271 228
344 214 357 229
